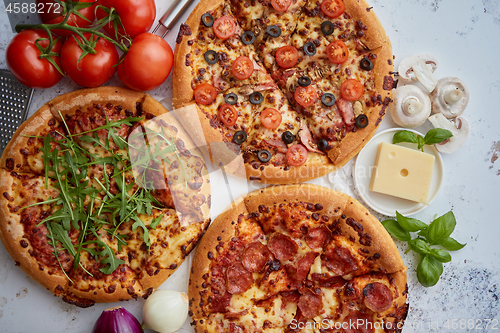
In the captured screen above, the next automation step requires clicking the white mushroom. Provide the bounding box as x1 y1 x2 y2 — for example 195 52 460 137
430 77 469 119
398 53 439 92
390 85 431 128
428 113 470 154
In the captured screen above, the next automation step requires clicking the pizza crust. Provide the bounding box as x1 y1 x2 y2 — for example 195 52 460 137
0 87 211 306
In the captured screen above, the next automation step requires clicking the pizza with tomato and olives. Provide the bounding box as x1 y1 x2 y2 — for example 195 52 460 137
189 184 408 332
173 0 395 183
0 87 211 307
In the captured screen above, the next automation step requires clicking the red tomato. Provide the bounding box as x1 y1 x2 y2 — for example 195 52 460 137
194 83 217 105
286 144 308 166
326 40 349 64
61 34 118 87
271 0 292 12
117 33 173 91
275 46 299 69
213 16 237 40
294 86 318 107
36 0 96 36
97 0 156 39
231 56 254 80
260 108 282 130
6 29 63 89
340 79 364 101
321 0 345 18
218 104 238 126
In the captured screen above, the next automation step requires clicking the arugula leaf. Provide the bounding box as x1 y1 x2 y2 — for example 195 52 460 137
150 214 164 229
96 240 125 275
131 215 151 247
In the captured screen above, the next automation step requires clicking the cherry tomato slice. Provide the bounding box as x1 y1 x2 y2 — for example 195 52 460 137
231 56 254 80
276 46 299 69
286 144 308 166
213 15 237 40
321 0 345 18
194 83 217 105
294 85 318 107
340 79 364 101
260 108 282 130
218 104 238 126
326 40 349 64
271 0 292 12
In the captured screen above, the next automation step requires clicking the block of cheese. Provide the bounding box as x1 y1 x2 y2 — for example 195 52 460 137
369 142 435 203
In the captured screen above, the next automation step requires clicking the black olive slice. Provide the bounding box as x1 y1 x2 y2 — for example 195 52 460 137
204 50 219 64
360 57 374 71
257 149 272 163
303 42 317 56
321 92 336 107
266 25 282 38
201 13 214 27
355 114 369 128
317 138 328 151
321 21 335 36
233 130 247 144
282 131 295 145
298 76 311 87
249 92 264 105
224 93 238 105
241 31 255 45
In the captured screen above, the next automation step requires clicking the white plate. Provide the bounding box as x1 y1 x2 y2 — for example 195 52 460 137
353 128 444 216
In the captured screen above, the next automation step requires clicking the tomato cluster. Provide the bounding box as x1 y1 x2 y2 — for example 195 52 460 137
6 0 174 91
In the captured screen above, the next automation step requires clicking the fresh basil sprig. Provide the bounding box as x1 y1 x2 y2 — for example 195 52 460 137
382 211 466 287
393 128 453 152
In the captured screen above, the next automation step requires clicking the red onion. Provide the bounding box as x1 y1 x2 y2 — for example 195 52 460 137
92 306 144 333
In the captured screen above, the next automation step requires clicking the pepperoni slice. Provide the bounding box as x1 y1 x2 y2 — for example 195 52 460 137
363 282 394 312
241 242 273 273
343 311 375 333
305 225 331 249
297 287 323 319
267 233 298 261
280 290 301 303
210 291 232 313
226 264 253 294
311 273 347 288
322 246 358 276
296 252 317 281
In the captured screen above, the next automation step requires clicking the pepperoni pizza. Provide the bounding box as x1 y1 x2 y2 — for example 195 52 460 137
173 0 395 183
0 87 211 307
189 184 408 332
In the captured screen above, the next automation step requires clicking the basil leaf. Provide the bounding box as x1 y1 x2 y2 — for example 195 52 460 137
418 228 428 239
393 130 418 144
417 254 443 287
427 211 457 245
424 128 453 145
417 135 425 151
429 248 452 263
408 238 431 255
396 211 428 232
382 220 411 241
440 236 466 251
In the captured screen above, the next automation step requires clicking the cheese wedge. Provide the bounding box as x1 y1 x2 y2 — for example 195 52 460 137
369 142 435 203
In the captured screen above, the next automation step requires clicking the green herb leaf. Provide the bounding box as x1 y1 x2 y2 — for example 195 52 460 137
382 220 411 241
424 128 453 145
429 248 452 263
131 215 151 248
96 240 125 275
439 236 467 251
417 135 426 151
408 238 431 255
393 130 418 144
417 254 443 287
427 211 456 245
150 214 164 230
396 211 428 232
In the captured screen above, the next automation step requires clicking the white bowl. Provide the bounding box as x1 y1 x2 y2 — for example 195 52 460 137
352 128 444 216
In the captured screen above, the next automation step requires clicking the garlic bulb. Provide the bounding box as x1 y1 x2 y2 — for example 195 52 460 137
142 289 189 333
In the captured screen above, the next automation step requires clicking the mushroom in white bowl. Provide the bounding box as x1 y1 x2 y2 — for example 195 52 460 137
430 77 469 119
398 53 439 92
428 113 470 153
390 85 431 128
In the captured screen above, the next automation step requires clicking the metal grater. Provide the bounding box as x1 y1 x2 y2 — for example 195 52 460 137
0 69 34 154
